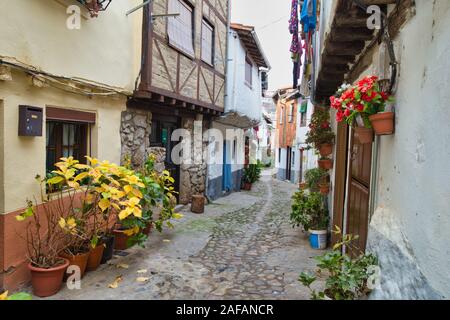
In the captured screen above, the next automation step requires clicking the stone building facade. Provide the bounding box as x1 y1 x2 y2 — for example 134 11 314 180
125 0 230 205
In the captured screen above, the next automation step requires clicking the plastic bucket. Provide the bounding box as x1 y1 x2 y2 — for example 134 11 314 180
309 230 328 250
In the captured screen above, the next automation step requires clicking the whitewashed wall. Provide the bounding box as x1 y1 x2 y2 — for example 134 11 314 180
225 29 263 121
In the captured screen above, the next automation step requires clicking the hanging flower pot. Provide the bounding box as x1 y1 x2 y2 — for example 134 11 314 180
369 112 394 135
354 126 374 144
318 159 333 170
319 182 330 195
318 143 333 157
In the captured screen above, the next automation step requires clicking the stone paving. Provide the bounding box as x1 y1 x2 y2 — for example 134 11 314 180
37 171 325 300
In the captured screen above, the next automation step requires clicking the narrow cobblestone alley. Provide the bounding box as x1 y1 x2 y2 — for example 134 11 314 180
40 171 324 300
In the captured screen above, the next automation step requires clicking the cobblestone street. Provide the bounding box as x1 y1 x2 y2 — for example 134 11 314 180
39 171 324 300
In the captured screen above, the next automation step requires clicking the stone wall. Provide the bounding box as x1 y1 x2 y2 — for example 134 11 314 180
179 116 207 205
120 108 152 168
147 147 166 174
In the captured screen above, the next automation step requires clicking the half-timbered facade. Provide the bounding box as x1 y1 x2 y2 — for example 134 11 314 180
124 0 230 204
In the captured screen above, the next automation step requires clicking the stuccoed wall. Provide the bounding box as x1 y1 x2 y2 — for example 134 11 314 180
366 0 450 299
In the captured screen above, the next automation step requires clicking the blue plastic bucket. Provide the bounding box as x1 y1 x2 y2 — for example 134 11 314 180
309 230 327 249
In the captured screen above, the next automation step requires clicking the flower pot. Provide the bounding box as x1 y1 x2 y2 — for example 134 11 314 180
191 195 205 214
369 112 394 135
309 230 328 250
242 182 252 191
318 144 333 157
113 229 131 251
143 223 153 236
100 234 115 264
60 250 90 279
319 183 330 195
86 244 105 272
28 258 69 297
299 182 308 190
354 126 374 144
318 159 333 170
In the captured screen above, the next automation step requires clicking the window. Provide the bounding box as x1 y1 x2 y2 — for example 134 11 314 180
245 56 253 86
168 0 194 57
46 122 88 173
292 151 295 166
278 148 281 163
201 19 214 65
300 111 307 127
232 138 237 161
288 104 294 123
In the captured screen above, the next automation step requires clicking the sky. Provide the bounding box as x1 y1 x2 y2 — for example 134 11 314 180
231 0 293 92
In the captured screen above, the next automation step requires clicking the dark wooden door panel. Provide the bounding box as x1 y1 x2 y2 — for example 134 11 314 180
347 180 370 254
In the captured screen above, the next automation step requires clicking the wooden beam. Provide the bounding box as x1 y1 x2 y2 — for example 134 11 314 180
326 41 365 55
330 27 374 42
361 0 397 5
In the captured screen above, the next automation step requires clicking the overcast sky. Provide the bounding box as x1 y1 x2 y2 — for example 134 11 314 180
231 0 293 92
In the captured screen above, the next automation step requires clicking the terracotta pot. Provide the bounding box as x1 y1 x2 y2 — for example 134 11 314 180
28 258 69 297
113 229 131 251
60 250 90 279
100 235 115 264
354 126 374 144
143 223 153 236
369 112 394 135
191 195 205 214
318 159 333 170
318 144 333 157
319 183 330 195
299 182 308 190
242 182 252 191
86 244 105 272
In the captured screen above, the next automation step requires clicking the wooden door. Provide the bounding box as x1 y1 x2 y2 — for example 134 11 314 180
286 146 292 181
346 128 372 255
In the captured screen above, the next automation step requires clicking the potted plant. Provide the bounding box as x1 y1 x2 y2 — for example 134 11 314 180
318 157 333 170
241 162 262 191
290 191 329 250
318 182 330 195
16 197 69 298
330 76 394 142
299 181 308 190
304 168 328 192
299 227 379 300
305 107 335 156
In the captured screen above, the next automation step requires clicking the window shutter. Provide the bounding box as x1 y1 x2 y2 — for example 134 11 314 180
167 0 194 57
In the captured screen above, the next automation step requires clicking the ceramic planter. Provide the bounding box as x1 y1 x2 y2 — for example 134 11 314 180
318 159 333 170
143 223 153 236
100 234 115 264
369 112 394 135
309 230 327 250
318 144 333 157
354 126 374 144
242 182 252 191
60 250 90 279
113 229 132 251
86 244 105 272
319 183 330 195
28 258 69 297
191 195 205 214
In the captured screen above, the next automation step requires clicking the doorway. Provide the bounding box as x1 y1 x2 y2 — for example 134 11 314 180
150 116 180 195
286 146 292 181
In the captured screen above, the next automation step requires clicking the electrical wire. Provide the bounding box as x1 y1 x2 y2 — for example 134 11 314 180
0 56 130 97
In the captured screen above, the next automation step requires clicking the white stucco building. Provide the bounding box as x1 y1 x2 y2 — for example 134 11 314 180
206 23 270 200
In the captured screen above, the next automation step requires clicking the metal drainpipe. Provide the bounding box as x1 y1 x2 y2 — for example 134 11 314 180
368 136 380 221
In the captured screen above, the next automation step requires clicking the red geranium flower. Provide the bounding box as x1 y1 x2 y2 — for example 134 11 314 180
355 103 364 112
344 109 351 117
336 110 344 122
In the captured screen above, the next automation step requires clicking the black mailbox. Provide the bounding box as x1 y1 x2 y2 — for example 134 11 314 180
18 105 43 136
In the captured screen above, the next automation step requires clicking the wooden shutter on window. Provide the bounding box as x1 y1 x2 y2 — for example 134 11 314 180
201 20 214 65
46 106 96 124
168 0 194 57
